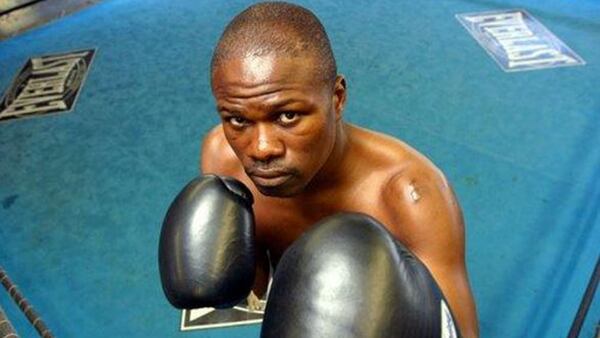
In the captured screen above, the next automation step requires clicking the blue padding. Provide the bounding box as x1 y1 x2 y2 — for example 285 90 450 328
0 0 598 337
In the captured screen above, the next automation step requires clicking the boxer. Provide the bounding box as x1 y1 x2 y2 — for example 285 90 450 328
160 2 478 337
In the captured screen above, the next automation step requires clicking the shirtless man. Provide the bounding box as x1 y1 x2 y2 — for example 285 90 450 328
159 2 478 337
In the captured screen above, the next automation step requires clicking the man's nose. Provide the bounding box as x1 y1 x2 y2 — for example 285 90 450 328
249 123 284 162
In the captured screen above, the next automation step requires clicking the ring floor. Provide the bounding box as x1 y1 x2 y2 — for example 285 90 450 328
0 0 599 337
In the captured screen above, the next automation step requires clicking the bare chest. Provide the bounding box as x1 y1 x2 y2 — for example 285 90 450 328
252 187 398 265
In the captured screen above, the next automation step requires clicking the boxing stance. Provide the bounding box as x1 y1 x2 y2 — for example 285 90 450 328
159 175 460 337
161 2 478 337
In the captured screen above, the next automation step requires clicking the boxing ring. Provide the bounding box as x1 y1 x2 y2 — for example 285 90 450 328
0 0 598 337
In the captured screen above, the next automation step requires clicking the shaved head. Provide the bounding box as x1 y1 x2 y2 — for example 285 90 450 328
211 1 337 86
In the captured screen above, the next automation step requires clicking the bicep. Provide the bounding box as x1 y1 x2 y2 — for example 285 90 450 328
384 171 479 337
385 169 465 259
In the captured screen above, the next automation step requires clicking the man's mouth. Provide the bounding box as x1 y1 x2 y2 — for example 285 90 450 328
247 169 293 187
251 174 293 187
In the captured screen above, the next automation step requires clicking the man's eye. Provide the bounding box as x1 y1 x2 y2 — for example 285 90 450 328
279 112 299 124
229 116 247 127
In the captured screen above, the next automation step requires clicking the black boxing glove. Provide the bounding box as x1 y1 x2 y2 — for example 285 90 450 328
261 213 461 338
158 175 256 309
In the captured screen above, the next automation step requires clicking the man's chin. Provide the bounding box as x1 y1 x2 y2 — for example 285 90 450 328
254 184 298 197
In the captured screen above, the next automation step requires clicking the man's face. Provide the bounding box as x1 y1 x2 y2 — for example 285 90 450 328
211 54 340 197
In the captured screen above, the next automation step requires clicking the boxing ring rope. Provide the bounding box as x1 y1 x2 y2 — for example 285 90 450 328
0 305 18 338
0 267 53 338
567 256 600 338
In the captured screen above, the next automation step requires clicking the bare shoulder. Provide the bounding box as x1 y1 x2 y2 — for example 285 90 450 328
351 125 463 250
382 150 453 209
350 124 448 184
200 125 241 176
382 157 461 240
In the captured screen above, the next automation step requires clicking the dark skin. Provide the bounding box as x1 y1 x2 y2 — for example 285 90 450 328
202 53 479 338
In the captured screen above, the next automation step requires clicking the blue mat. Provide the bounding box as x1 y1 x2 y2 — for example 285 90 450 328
0 0 598 337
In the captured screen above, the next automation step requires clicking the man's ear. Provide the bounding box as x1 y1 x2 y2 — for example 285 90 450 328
332 75 347 122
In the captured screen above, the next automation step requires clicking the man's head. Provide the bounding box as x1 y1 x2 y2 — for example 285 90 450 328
211 2 347 197
211 1 337 86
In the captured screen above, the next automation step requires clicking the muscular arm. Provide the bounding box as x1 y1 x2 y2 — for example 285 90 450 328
383 165 479 338
200 125 271 299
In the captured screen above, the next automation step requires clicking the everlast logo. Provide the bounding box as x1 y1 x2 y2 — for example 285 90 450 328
180 298 265 331
0 49 96 121
456 10 585 72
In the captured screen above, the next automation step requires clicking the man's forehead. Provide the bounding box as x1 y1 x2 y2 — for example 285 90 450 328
212 54 320 89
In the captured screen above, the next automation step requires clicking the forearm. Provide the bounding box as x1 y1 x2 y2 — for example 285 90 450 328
251 248 270 299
